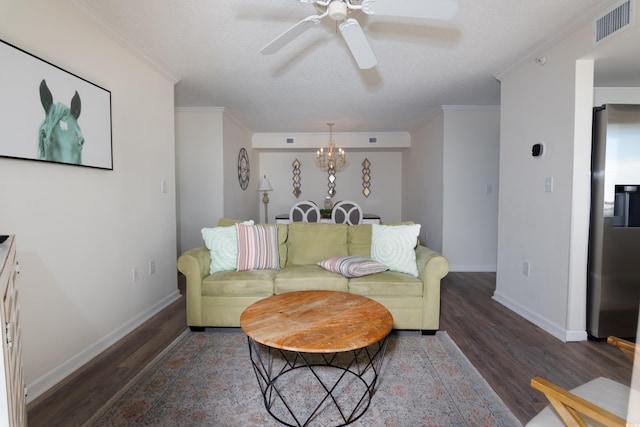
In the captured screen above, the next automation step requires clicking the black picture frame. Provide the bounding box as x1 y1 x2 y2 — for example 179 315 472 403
0 39 113 170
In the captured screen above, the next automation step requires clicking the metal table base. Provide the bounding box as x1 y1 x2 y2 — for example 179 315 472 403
247 335 389 427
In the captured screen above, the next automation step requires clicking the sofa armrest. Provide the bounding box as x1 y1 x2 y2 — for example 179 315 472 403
177 246 210 326
415 245 449 331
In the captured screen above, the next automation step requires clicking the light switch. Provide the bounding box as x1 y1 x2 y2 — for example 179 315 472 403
545 177 553 193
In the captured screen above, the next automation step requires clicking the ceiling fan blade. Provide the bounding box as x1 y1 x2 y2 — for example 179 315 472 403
360 0 458 20
339 19 377 69
260 15 323 55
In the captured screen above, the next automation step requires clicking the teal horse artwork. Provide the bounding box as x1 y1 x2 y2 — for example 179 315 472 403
38 79 84 164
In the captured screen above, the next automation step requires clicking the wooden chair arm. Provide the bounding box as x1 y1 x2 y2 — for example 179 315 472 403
530 376 627 427
607 336 639 368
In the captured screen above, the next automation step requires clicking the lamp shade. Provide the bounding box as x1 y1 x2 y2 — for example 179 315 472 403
258 175 273 192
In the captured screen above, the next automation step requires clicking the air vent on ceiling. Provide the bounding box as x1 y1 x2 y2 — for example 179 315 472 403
594 0 634 44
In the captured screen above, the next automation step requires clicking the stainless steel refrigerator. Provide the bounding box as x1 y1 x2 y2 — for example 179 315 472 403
588 104 640 339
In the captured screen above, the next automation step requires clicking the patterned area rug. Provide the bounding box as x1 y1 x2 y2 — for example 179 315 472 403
85 329 521 426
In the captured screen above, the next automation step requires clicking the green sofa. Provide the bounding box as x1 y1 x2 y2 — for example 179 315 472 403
177 219 449 334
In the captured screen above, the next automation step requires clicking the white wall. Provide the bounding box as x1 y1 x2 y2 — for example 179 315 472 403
494 5 639 341
495 28 590 342
389 105 504 273
175 108 225 252
258 150 403 224
594 87 640 105
0 0 178 400
253 130 408 224
175 109 257 252
442 106 500 271
176 107 259 253
253 132 410 149
405 113 445 250
406 107 500 266
223 113 258 222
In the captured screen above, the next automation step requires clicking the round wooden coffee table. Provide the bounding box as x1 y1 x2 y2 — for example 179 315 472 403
240 290 393 427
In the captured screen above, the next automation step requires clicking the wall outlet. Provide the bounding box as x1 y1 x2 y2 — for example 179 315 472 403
132 267 139 282
149 260 156 275
522 261 531 277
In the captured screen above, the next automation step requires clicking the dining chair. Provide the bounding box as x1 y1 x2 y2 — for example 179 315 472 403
289 200 320 222
331 200 363 225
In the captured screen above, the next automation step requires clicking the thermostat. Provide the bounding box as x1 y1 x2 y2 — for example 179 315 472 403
532 143 545 157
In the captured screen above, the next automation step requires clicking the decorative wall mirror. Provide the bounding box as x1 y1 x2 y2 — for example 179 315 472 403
237 147 250 190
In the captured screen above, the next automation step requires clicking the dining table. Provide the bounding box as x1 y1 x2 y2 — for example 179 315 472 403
275 213 381 225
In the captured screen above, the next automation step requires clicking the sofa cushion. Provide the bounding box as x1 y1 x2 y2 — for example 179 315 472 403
347 224 372 257
201 220 254 274
236 224 280 271
348 271 423 297
202 269 275 297
371 223 421 277
318 256 388 277
285 222 348 267
275 265 348 293
217 217 245 227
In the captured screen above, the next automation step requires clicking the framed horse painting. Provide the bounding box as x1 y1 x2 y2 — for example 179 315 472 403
0 39 112 170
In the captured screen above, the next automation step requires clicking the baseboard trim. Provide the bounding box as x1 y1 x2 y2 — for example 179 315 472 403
26 290 181 404
449 264 496 272
492 291 587 342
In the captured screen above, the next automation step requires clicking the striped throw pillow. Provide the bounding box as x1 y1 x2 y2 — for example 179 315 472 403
318 256 388 278
236 224 280 271
201 220 254 274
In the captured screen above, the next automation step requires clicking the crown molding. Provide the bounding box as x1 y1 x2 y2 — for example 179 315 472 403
222 110 253 135
64 0 180 84
494 0 620 81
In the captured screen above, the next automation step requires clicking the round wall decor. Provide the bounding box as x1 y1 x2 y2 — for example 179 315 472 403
238 148 250 190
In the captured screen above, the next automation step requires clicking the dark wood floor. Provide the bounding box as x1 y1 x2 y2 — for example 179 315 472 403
26 280 189 427
26 272 634 426
439 272 633 424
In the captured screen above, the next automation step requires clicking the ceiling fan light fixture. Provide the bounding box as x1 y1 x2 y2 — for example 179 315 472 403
261 0 459 69
328 1 348 21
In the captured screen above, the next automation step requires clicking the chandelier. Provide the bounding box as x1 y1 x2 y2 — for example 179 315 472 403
315 122 348 172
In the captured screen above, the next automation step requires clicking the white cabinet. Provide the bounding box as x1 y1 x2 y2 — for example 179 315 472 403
0 236 26 427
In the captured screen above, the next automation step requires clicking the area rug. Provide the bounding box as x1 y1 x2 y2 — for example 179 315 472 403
84 328 521 426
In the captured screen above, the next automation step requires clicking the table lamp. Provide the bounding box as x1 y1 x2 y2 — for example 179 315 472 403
258 175 273 223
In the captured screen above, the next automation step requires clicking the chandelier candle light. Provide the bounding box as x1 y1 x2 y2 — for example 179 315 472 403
316 122 347 197
315 122 347 172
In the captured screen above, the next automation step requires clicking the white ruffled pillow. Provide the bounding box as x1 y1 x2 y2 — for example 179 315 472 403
201 220 254 274
371 223 421 277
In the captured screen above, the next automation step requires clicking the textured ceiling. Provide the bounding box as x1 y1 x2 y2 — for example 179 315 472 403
70 0 634 132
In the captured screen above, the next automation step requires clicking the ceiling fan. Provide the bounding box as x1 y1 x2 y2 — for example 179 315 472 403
260 0 459 70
